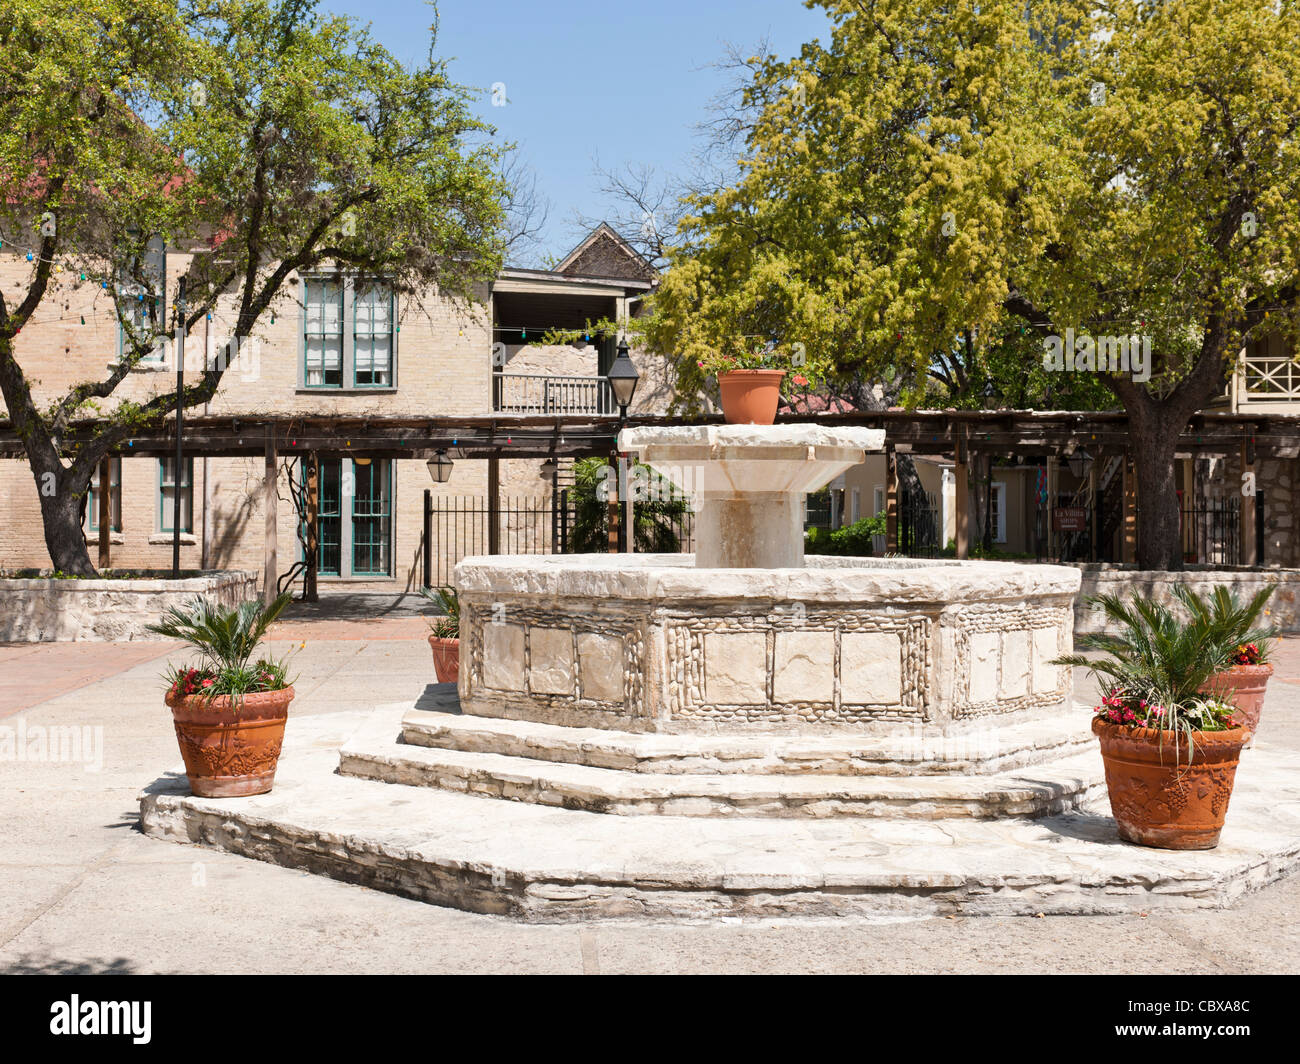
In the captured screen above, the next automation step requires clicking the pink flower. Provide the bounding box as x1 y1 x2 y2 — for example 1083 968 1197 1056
201 678 214 688
792 374 809 387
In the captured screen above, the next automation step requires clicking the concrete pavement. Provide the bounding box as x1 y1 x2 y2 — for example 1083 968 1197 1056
2 621 1299 974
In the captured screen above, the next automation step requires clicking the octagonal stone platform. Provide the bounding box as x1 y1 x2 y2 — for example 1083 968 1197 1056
457 554 1079 740
138 704 1300 921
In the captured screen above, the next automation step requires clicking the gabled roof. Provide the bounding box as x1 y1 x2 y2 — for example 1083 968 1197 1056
553 223 656 283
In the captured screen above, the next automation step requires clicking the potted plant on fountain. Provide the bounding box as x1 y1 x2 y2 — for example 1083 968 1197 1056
1055 591 1251 850
421 585 460 683
1185 585 1278 744
147 592 296 798
698 344 793 425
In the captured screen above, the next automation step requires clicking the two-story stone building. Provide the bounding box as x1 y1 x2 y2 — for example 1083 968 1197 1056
0 223 672 591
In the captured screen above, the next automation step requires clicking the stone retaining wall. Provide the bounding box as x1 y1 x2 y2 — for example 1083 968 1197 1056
0 570 260 642
1075 565 1300 634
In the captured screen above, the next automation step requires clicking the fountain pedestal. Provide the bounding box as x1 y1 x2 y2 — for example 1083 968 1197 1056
619 424 886 568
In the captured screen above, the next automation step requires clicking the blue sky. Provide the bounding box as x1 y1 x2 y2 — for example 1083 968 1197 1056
322 0 831 265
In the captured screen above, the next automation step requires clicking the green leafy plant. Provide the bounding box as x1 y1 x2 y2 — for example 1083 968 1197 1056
566 458 688 554
696 345 801 375
420 585 459 639
1053 591 1247 747
148 592 295 703
1176 585 1278 667
805 514 887 556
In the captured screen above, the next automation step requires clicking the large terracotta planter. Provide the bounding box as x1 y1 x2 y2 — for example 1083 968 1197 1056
1092 717 1250 850
429 635 460 684
717 370 786 425
167 686 294 798
1202 663 1273 745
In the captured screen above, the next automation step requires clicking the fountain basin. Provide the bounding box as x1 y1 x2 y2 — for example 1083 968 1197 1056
456 554 1080 737
619 424 886 568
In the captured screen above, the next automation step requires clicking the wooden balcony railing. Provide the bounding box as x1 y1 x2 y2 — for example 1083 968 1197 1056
493 373 615 415
1239 355 1300 404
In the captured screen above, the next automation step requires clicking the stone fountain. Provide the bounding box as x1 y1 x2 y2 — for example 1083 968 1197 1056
139 422 1300 920
455 424 1082 752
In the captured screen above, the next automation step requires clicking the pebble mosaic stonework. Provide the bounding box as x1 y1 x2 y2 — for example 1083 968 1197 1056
456 554 1078 737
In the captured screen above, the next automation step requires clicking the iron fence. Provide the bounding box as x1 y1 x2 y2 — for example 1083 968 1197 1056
898 488 941 557
1180 495 1241 566
423 492 695 587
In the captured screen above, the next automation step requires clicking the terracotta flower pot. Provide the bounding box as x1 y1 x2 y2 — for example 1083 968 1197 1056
429 635 460 684
1092 717 1250 850
167 686 295 798
717 369 786 425
1201 663 1273 745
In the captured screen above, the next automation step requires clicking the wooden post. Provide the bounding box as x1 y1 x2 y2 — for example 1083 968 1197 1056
954 442 970 560
487 456 501 555
623 457 634 554
1088 460 1099 563
263 431 278 605
97 456 111 570
1046 455 1059 561
1121 453 1137 565
1241 438 1258 566
304 452 319 601
884 447 898 553
607 454 620 553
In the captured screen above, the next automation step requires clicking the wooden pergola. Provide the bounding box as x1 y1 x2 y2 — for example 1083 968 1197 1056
3 407 1297 596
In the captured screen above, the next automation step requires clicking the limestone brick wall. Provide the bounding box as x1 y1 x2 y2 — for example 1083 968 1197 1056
0 249 493 420
0 241 497 584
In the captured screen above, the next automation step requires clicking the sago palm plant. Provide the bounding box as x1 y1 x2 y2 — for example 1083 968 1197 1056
419 585 459 639
148 592 295 701
1054 591 1239 737
1174 584 1277 666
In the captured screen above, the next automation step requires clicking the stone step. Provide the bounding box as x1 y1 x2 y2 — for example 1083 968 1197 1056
138 706 1300 922
401 706 1098 776
342 710 1106 819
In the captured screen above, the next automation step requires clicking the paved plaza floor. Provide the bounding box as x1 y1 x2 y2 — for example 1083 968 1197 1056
2 614 1299 974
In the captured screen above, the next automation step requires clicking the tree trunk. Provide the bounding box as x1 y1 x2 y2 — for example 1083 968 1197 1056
37 466 96 576
1129 408 1184 571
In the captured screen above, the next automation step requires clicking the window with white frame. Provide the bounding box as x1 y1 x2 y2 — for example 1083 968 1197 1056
991 481 1007 543
303 278 344 387
159 457 194 533
353 283 393 387
87 458 121 532
302 276 396 389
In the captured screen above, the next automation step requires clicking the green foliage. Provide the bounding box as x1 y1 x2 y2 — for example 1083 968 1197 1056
1053 588 1264 741
641 0 1300 412
805 513 886 556
147 591 294 700
567 457 688 554
1175 584 1278 666
0 0 509 575
419 584 459 639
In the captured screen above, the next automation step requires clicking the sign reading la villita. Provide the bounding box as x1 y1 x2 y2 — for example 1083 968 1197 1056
49 996 151 1045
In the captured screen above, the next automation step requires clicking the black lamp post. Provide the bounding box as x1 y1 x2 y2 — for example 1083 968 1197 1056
982 379 1002 410
1067 450 1091 480
606 338 640 419
427 450 453 483
605 338 640 553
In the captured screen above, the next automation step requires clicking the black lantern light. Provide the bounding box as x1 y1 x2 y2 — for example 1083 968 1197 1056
427 449 453 483
1067 450 1091 479
606 338 640 418
982 379 1002 410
